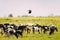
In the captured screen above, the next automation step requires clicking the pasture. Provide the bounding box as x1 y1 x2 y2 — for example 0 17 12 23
0 16 60 40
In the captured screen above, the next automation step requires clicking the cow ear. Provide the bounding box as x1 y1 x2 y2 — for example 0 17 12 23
28 10 32 14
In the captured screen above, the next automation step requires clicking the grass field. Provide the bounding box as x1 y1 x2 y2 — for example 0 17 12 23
0 16 60 40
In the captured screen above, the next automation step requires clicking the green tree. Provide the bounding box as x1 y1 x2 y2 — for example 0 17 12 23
8 14 13 17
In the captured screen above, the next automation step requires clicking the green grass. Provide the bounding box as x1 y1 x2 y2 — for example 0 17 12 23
0 16 60 40
0 32 60 40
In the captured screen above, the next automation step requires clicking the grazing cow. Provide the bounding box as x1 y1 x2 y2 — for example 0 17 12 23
32 24 41 34
26 25 31 34
49 24 58 35
3 23 18 38
15 24 27 38
41 26 49 34
3 23 13 37
3 23 10 33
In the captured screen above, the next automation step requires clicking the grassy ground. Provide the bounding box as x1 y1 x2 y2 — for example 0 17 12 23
0 16 60 40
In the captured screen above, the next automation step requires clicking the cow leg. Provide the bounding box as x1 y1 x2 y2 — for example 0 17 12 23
41 28 43 32
27 29 31 34
38 29 40 34
0 30 3 35
33 30 35 34
16 31 23 37
14 32 18 39
49 30 54 35
1 32 3 35
43 29 46 34
18 32 22 36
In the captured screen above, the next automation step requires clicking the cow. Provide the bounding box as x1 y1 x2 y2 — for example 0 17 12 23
3 23 10 33
26 25 31 34
49 24 58 35
2 23 18 38
15 24 27 38
32 24 41 34
41 25 49 34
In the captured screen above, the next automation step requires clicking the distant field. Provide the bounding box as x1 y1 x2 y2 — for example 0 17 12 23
0 16 60 40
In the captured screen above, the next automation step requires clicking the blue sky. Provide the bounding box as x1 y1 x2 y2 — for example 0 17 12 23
0 0 60 17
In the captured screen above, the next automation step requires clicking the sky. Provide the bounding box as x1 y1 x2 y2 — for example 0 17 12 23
0 0 60 17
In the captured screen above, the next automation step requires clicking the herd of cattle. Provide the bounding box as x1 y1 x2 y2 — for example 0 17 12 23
0 23 58 38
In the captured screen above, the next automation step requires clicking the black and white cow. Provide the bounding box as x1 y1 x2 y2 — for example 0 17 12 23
15 24 28 38
32 24 41 34
41 25 49 34
26 25 31 34
2 23 18 38
3 23 10 33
